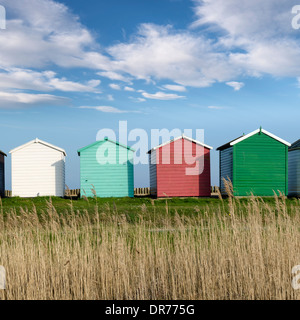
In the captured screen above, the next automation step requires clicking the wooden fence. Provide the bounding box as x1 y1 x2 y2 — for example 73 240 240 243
211 186 220 195
134 188 150 197
65 189 81 198
5 190 12 198
3 187 219 198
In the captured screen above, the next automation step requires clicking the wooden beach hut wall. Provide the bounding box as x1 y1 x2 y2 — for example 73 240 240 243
10 138 66 197
0 150 7 197
78 139 134 198
148 135 213 198
288 140 300 197
217 128 291 196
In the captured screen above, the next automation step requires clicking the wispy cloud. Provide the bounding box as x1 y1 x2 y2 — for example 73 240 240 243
208 106 226 110
97 71 131 82
109 83 121 90
107 94 114 101
124 86 135 92
0 91 69 108
142 91 185 100
0 68 101 93
129 97 146 103
79 106 141 113
163 84 187 92
226 81 244 91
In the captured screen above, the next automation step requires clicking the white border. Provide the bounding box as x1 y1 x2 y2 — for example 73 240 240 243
9 138 67 156
149 134 213 153
230 129 291 147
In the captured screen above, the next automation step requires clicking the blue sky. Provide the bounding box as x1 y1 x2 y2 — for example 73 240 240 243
0 0 299 189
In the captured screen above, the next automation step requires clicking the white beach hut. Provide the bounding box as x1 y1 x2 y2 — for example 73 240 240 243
10 138 66 197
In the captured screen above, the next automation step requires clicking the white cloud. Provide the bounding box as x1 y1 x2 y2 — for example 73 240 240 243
0 68 101 93
107 24 236 87
0 91 68 108
0 0 299 110
129 97 146 103
109 84 121 90
48 78 101 92
142 91 185 100
208 106 226 110
107 94 114 101
192 0 293 39
163 84 187 92
124 86 135 92
97 71 131 82
79 106 140 113
0 0 111 70
79 106 127 113
226 81 244 91
192 0 300 78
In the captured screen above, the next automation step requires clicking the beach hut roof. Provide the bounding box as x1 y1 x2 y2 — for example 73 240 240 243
0 150 7 157
217 128 291 151
9 138 67 156
77 138 135 156
147 134 213 154
289 139 300 151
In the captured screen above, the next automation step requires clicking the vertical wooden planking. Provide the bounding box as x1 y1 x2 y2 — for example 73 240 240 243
288 141 300 197
152 137 212 198
78 140 134 198
218 130 290 197
220 147 233 194
0 152 6 197
9 139 66 198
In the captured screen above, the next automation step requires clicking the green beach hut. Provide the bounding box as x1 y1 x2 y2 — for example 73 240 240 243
78 139 134 198
217 128 291 196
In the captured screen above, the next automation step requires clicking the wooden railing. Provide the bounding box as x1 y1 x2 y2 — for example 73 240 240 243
211 186 220 195
134 188 151 197
3 187 219 198
5 190 12 198
65 189 80 198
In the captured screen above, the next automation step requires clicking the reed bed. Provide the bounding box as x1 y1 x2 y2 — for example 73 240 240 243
0 192 300 300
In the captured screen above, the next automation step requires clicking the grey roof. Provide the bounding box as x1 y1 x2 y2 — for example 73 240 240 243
216 135 244 151
289 139 300 151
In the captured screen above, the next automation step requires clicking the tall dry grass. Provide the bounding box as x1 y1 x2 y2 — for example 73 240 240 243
0 193 300 300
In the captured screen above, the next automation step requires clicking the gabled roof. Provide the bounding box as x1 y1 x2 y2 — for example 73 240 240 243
77 138 135 156
217 128 291 151
289 139 300 151
148 134 213 154
0 150 7 157
9 138 67 156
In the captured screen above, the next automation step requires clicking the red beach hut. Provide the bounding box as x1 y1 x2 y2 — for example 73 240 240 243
148 135 213 198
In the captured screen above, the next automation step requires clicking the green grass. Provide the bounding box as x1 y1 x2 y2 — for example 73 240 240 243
0 196 298 220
